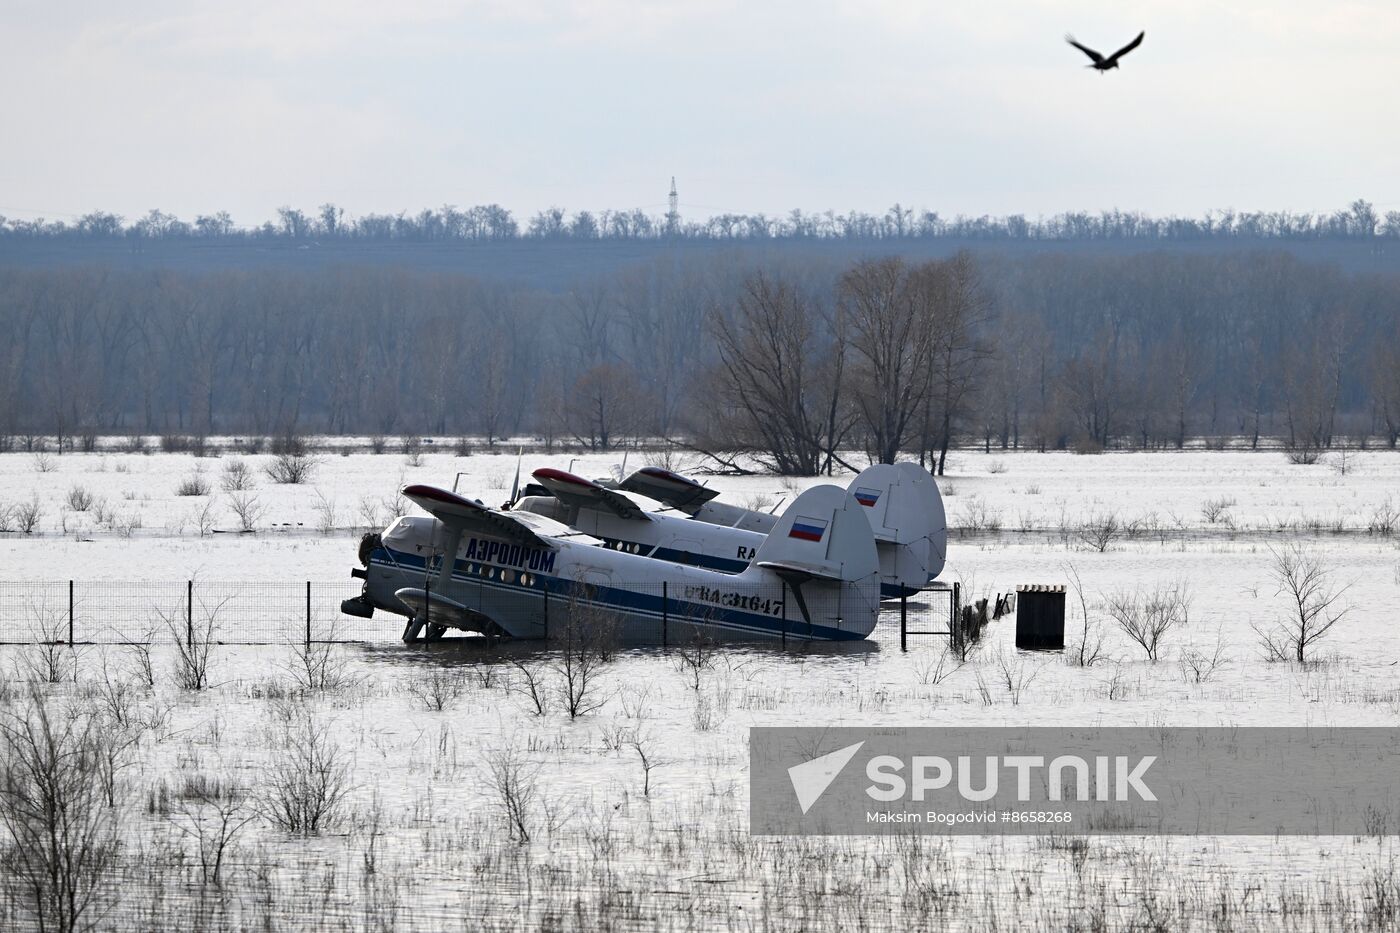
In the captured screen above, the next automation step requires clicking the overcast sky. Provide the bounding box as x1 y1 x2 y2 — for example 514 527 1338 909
2 1 1396 226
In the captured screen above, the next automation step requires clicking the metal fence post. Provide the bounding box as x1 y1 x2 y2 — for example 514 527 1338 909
780 581 787 649
186 580 194 648
951 581 962 655
542 586 549 640
68 580 74 646
900 593 907 653
662 581 668 649
306 581 312 648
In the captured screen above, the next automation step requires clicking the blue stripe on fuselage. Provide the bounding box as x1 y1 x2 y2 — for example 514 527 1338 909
368 546 865 641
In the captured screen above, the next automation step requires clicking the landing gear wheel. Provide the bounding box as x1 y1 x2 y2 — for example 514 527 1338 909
424 623 447 642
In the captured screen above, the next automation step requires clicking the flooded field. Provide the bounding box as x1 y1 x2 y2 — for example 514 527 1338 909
1 445 1398 930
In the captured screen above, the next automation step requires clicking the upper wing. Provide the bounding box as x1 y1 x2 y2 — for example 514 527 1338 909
617 466 721 513
402 484 555 548
1107 31 1144 63
1065 34 1104 63
533 467 653 522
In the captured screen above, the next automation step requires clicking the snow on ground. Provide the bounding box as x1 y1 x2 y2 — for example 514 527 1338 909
1 445 1398 929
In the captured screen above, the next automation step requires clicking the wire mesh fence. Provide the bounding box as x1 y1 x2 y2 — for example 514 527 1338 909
0 580 372 646
0 579 958 646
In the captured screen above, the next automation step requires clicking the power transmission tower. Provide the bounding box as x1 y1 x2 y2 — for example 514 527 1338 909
665 177 680 237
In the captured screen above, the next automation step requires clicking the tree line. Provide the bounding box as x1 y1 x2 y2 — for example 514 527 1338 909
0 248 1397 473
3 199 1399 245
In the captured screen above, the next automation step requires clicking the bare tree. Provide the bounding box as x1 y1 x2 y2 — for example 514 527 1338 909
405 669 467 712
840 257 934 465
920 252 994 474
226 492 265 533
158 595 228 691
1106 583 1190 661
553 584 616 719
1064 563 1108 667
567 364 638 452
704 272 852 475
166 778 256 886
507 659 548 716
258 707 352 835
1253 543 1350 663
483 745 539 843
0 694 124 932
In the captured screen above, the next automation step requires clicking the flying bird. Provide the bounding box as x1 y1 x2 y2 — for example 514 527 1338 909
1065 31 1145 71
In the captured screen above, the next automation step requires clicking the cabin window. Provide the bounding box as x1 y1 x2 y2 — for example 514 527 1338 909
503 570 515 584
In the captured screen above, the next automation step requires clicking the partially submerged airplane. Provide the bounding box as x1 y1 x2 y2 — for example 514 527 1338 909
615 462 948 582
515 463 936 599
342 483 883 643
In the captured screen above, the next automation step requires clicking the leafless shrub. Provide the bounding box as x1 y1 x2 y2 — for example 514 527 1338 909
1105 664 1132 700
157 596 227 690
1024 483 1042 495
123 434 147 454
258 707 352 835
644 445 695 475
227 492 264 533
674 631 718 692
166 776 256 885
93 654 142 730
125 622 160 689
1252 543 1351 663
913 645 962 685
628 731 667 797
1106 582 1190 661
356 495 385 530
554 587 616 719
1075 511 1121 552
482 745 540 843
507 659 548 716
0 502 13 533
269 433 308 456
743 492 777 513
285 636 352 693
1064 563 1108 667
957 495 1002 533
264 451 319 485
1200 496 1236 524
368 435 387 455
994 650 1042 705
192 496 219 537
220 458 255 492
15 495 43 534
1286 443 1324 466
986 459 1007 474
176 473 211 497
312 488 338 535
0 693 124 932
18 606 75 684
1178 632 1229 683
405 669 466 712
1368 498 1399 536
66 484 95 512
32 451 55 473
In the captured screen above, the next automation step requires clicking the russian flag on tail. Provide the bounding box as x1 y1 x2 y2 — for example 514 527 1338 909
854 487 881 507
788 516 828 542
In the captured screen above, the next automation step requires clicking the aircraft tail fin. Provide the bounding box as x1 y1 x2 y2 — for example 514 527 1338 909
894 462 948 580
752 485 878 583
848 464 935 595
